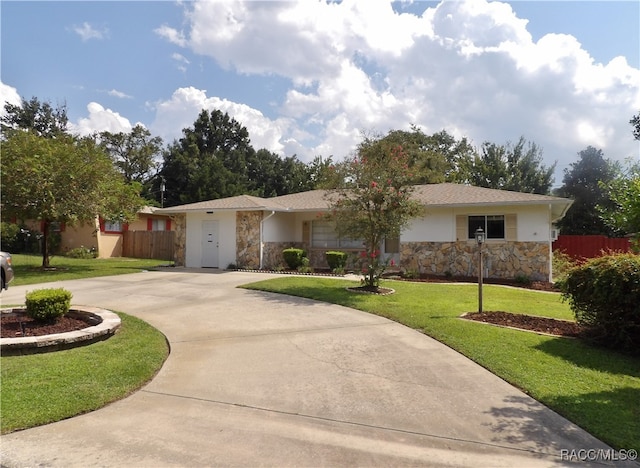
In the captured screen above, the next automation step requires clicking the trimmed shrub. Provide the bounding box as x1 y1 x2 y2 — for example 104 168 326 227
66 246 97 259
325 251 347 272
25 288 73 323
282 248 305 270
560 253 640 354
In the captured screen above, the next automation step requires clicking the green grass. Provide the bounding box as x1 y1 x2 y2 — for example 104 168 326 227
1 312 169 434
9 254 172 286
241 277 640 451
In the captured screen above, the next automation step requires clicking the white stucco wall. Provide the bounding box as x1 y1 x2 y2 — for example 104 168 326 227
404 209 455 242
262 211 297 242
513 205 552 242
403 205 553 243
185 211 236 268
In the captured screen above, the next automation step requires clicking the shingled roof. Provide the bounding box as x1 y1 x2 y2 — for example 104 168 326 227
159 183 572 220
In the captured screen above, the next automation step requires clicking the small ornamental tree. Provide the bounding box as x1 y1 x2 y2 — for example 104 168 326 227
1 130 143 267
327 136 423 290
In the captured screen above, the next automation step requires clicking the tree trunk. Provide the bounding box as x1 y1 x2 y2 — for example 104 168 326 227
41 220 50 268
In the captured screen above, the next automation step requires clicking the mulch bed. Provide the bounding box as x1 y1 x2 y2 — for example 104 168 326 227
393 274 559 292
1 312 89 338
463 311 583 337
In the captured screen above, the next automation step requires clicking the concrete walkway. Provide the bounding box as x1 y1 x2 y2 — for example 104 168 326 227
0 270 627 467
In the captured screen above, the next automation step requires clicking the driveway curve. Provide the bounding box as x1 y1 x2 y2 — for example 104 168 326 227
0 270 625 467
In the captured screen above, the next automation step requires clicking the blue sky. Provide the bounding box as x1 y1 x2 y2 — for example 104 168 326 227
2 1 639 188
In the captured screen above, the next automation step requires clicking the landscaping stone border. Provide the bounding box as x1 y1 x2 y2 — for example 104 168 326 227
0 306 121 356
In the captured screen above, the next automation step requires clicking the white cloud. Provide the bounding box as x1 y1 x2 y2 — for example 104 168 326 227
71 102 132 136
156 0 639 175
108 89 133 99
71 22 108 41
0 81 22 117
154 24 187 47
150 87 294 154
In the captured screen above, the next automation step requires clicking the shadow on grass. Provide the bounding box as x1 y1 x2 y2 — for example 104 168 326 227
545 387 640 452
483 394 640 458
535 338 640 378
483 395 596 455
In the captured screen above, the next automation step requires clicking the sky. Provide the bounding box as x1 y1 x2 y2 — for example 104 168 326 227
2 0 639 189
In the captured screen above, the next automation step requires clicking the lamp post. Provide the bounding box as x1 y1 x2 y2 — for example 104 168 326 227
160 177 166 208
475 228 485 313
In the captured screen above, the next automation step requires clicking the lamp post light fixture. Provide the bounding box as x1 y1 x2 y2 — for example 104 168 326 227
160 176 166 208
475 228 485 313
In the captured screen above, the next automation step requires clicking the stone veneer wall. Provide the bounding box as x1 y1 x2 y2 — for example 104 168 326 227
262 242 306 269
400 241 550 281
172 214 186 267
236 211 262 269
262 244 363 271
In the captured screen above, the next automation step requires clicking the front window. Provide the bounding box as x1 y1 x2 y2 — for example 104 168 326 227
104 220 123 233
468 215 505 239
311 220 362 249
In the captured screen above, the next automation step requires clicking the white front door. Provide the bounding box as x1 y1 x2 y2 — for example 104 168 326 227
201 220 219 268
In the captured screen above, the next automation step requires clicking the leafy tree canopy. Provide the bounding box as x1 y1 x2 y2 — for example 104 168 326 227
246 150 314 197
99 125 163 187
1 96 68 138
631 111 640 141
327 135 423 289
468 137 555 194
598 160 640 240
1 130 143 266
555 146 620 236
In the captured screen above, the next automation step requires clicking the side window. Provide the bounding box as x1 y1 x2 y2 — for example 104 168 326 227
468 215 505 239
104 221 123 233
152 219 166 231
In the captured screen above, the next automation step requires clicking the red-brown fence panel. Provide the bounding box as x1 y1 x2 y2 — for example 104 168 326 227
122 230 174 261
552 235 631 260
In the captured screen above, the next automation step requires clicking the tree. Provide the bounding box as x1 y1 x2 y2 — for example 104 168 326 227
1 96 68 138
468 137 555 194
598 161 640 242
631 111 640 141
327 136 423 290
246 150 313 197
99 125 163 190
555 146 620 235
1 130 143 267
306 155 349 189
380 128 448 184
157 109 255 206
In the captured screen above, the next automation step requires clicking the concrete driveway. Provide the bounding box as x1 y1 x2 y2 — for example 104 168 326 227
0 270 625 467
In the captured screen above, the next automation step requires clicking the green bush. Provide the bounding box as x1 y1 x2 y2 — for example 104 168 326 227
1 222 21 251
66 246 97 259
282 248 305 270
560 253 640 354
552 250 577 283
25 288 73 323
297 256 314 274
325 251 347 272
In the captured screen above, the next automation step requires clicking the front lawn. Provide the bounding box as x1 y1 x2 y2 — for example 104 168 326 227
9 254 171 286
1 312 169 434
242 277 640 451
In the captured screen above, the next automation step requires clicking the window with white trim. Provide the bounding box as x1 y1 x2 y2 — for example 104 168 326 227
468 215 505 239
311 220 362 249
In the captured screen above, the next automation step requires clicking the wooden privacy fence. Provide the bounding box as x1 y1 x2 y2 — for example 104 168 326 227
122 230 174 261
552 235 631 260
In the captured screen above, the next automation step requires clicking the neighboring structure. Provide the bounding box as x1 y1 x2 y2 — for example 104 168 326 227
159 183 572 282
15 207 173 258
